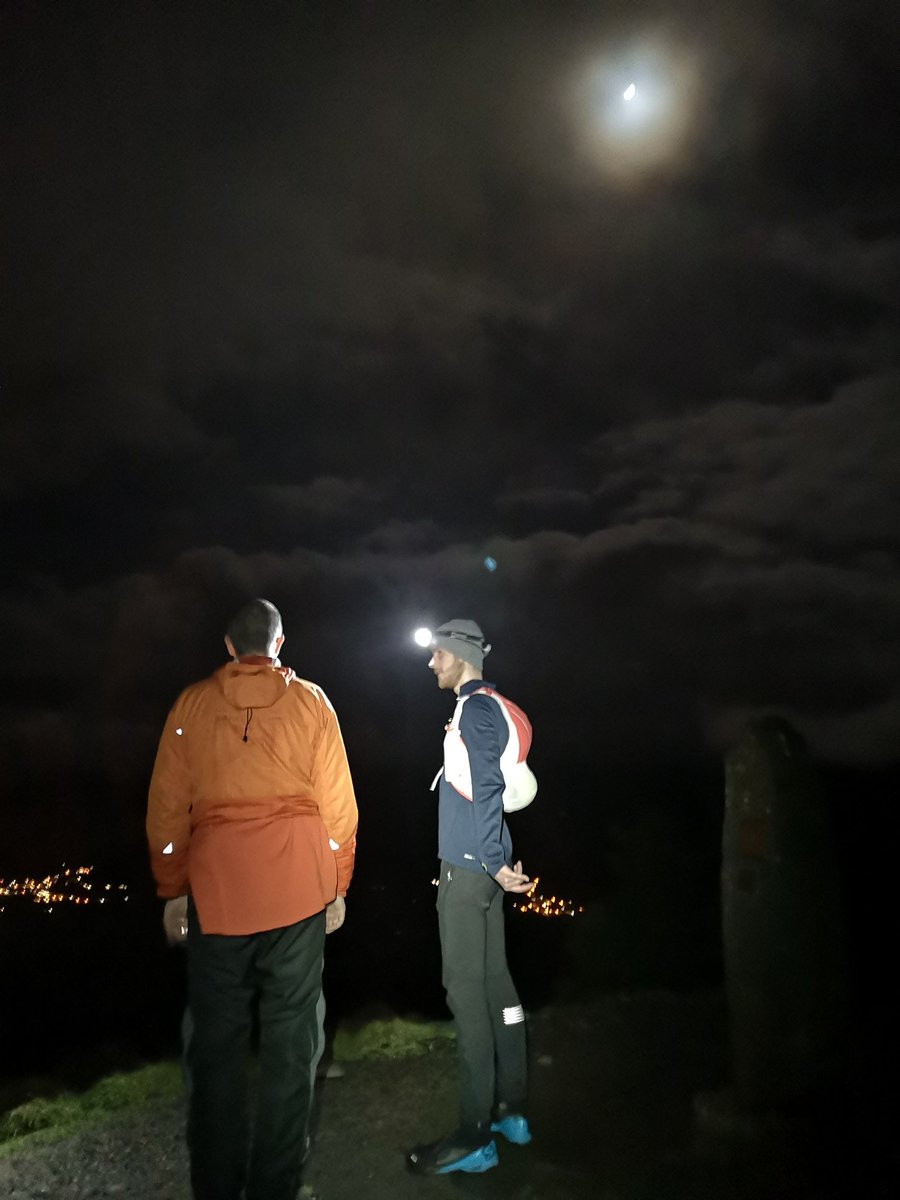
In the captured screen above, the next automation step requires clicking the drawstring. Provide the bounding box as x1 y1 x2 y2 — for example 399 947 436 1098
242 708 253 742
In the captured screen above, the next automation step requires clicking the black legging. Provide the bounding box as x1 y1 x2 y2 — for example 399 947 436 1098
437 861 528 1129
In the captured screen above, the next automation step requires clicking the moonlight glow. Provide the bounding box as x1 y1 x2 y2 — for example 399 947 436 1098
573 38 706 180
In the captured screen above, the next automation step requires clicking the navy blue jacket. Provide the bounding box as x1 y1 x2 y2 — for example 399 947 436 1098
437 679 513 876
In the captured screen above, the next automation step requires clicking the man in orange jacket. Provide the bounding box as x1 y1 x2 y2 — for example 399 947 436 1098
147 598 357 1200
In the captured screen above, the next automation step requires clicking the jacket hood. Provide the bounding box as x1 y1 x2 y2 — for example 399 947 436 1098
217 662 293 710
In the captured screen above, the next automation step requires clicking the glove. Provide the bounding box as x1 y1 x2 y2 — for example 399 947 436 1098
163 895 189 944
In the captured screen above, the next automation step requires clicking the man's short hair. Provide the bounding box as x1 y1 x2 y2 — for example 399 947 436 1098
227 598 283 656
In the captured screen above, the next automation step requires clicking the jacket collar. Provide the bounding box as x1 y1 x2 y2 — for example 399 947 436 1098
459 678 494 697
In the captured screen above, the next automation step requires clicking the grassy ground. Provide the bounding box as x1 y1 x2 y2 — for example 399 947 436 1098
0 1062 184 1158
0 1017 455 1160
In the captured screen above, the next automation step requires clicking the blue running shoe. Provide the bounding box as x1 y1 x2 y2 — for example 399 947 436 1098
491 1113 532 1145
435 1140 498 1174
407 1125 498 1175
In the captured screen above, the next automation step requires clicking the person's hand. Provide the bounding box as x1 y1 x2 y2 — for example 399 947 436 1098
325 895 346 934
163 895 188 944
494 861 531 893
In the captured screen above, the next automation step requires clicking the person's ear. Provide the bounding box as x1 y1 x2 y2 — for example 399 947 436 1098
275 634 285 653
224 635 237 660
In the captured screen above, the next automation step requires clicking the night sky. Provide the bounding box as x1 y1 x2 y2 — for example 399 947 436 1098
3 0 899 873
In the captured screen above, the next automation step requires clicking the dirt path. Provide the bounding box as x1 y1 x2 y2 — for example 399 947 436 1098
313 993 729 1200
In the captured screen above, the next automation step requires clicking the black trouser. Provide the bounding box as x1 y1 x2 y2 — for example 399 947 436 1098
437 861 528 1129
184 900 326 1200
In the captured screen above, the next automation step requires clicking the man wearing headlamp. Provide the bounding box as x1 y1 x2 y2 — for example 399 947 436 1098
408 619 534 1177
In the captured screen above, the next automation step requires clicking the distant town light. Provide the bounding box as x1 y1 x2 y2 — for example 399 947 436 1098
0 865 129 914
429 872 584 919
511 876 585 919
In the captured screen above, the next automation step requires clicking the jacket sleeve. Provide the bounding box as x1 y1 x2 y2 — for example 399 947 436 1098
459 695 509 877
311 690 358 896
146 696 193 899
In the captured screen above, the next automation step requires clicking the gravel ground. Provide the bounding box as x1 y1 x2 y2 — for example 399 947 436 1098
0 993 890 1200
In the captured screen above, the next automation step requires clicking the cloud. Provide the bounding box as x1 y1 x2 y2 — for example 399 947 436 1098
771 221 900 308
497 487 593 524
0 368 206 497
0 459 897 858
254 477 380 521
587 372 900 550
95 513 899 763
360 519 445 554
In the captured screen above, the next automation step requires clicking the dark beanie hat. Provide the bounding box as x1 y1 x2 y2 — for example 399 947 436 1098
431 619 491 669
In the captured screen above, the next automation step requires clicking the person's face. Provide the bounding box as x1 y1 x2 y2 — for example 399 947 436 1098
428 647 467 691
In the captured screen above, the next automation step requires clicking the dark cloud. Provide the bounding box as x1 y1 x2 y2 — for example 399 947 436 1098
0 368 206 498
586 372 900 550
497 487 594 524
253 476 381 525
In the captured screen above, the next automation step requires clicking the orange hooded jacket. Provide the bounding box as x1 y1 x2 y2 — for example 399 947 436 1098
146 658 358 936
